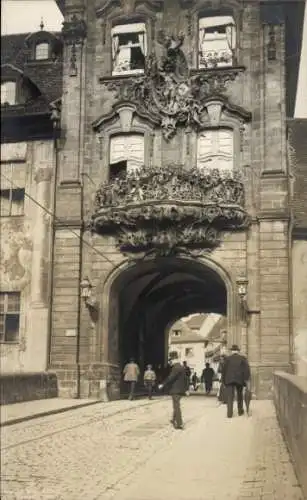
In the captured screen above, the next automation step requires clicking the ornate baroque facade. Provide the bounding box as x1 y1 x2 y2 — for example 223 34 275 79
1 0 307 399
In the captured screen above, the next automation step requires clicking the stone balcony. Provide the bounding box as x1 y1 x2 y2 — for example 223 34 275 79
90 165 250 256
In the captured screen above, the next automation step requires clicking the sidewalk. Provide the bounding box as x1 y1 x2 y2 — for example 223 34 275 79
0 398 100 426
0 395 165 427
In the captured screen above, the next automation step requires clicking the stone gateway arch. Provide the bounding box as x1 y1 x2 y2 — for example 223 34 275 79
45 0 304 400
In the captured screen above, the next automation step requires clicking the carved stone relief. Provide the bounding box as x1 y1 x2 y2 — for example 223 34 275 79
62 14 87 77
98 32 249 141
89 164 250 254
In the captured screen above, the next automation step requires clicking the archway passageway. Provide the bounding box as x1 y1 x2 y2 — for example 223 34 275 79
107 258 229 395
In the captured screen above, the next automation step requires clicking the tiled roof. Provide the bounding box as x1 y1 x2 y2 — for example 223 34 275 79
170 319 205 344
205 316 227 342
288 119 307 231
171 333 205 344
184 314 208 329
1 34 29 66
1 32 63 108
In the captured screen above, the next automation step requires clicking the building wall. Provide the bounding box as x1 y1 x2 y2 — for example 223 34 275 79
0 141 55 373
292 240 307 377
49 0 292 399
169 341 205 376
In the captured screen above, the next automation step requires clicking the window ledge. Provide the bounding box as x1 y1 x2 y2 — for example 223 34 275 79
190 65 245 76
99 72 144 84
0 341 19 345
26 59 60 66
0 215 25 218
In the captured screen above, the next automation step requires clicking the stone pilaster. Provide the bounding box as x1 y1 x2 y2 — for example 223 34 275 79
25 141 55 372
30 167 53 306
261 7 286 174
59 10 87 182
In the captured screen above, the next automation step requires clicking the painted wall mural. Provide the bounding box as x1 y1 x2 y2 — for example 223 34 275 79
0 220 33 289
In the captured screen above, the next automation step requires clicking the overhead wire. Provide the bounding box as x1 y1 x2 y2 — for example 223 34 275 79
0 172 118 267
1 13 303 265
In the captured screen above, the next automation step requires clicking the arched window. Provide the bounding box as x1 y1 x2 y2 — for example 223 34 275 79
1 82 16 106
197 129 234 172
109 134 144 179
35 42 49 60
111 23 147 75
198 15 236 69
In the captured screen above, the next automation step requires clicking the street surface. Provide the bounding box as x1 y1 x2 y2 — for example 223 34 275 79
1 397 304 500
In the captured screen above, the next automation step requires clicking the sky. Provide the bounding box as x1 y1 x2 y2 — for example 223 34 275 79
1 0 307 117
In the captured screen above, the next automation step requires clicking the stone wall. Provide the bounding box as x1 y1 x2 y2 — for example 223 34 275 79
0 372 58 405
273 371 307 499
292 240 307 377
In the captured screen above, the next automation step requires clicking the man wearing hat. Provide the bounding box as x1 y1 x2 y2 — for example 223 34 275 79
221 344 251 418
158 352 187 429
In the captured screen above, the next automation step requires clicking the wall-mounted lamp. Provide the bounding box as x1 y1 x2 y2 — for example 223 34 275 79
80 276 92 300
80 277 98 311
237 277 250 322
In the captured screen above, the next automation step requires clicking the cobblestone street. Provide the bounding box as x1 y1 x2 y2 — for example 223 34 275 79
1 397 304 500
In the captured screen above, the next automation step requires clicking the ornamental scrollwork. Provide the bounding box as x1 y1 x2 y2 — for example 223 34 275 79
62 15 87 45
89 165 250 253
99 32 245 140
62 15 87 77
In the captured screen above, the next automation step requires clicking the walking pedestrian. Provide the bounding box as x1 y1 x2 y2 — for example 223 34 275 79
201 362 215 394
217 355 227 404
221 344 251 418
158 352 186 430
123 358 140 400
144 364 156 399
191 372 199 391
183 361 191 393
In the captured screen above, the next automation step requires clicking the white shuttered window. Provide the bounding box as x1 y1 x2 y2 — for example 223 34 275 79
109 134 144 178
197 130 233 172
198 16 236 69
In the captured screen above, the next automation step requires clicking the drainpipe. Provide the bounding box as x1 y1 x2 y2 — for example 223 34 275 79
75 30 86 399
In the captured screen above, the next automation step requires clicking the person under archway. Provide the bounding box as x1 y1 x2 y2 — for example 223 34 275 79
123 358 140 400
143 364 156 400
201 362 215 395
158 351 187 430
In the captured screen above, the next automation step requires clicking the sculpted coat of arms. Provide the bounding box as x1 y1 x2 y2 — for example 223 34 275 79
131 31 203 140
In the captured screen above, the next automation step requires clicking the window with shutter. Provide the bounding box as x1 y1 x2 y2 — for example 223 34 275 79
198 16 236 69
197 130 233 172
111 23 147 75
0 292 21 343
0 163 26 216
109 134 145 179
1 82 16 106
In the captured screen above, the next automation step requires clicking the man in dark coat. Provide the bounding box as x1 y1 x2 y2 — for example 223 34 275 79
183 361 191 391
217 355 227 404
159 352 187 430
221 344 251 418
201 362 215 394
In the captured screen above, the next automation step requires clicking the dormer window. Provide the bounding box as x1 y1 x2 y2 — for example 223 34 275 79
35 42 49 60
111 23 147 76
198 16 236 69
1 81 16 106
